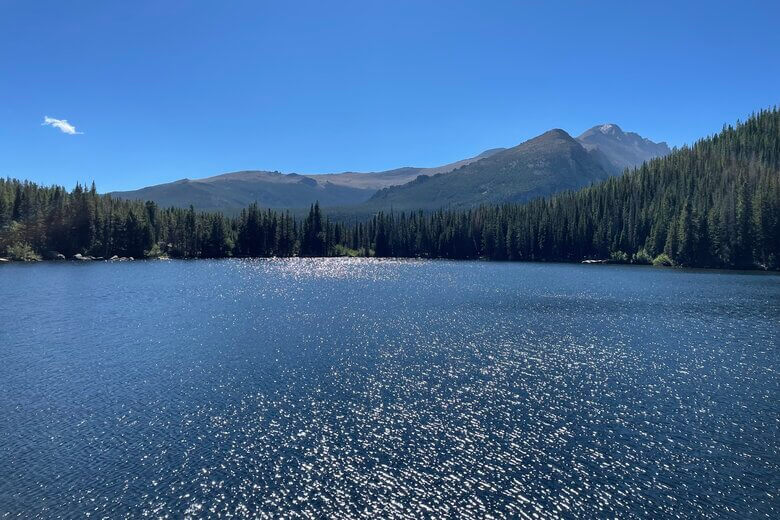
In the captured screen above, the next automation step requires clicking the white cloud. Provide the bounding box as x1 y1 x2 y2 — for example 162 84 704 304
42 116 82 135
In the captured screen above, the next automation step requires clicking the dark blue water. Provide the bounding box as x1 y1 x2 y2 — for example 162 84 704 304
0 259 777 518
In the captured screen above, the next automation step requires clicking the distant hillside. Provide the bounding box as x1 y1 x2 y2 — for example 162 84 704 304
109 149 504 213
361 129 612 211
311 148 505 190
111 124 669 214
110 172 375 214
352 124 671 213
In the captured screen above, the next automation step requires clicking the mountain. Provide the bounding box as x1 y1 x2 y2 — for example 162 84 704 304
361 129 613 211
111 124 669 214
109 149 505 213
311 148 505 190
355 125 671 213
576 123 671 172
110 171 375 213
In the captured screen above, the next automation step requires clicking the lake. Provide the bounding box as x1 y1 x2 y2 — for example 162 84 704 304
0 259 777 518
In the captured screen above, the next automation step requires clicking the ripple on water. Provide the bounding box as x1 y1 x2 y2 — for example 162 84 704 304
0 259 777 519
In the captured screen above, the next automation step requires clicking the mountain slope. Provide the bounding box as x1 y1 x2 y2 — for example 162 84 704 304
312 148 505 190
110 149 505 212
110 124 669 214
361 129 612 211
577 123 670 171
112 172 376 213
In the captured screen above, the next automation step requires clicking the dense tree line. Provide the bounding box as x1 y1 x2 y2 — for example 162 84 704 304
1 109 778 269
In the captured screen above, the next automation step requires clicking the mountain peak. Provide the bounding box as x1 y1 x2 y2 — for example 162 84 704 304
598 123 623 135
366 127 612 211
577 123 670 171
542 128 572 138
527 128 576 145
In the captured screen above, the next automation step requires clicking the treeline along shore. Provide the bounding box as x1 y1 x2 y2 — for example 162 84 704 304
1 109 779 269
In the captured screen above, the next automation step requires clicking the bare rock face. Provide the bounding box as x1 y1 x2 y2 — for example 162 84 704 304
577 124 671 172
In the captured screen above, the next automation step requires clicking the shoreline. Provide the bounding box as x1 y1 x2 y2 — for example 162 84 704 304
1 255 777 274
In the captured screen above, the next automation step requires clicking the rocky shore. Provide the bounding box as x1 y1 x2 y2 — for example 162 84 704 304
0 252 143 263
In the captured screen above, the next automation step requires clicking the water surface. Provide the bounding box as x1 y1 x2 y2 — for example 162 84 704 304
0 259 778 518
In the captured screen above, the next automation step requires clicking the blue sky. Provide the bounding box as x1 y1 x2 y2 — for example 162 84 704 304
1 1 778 192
